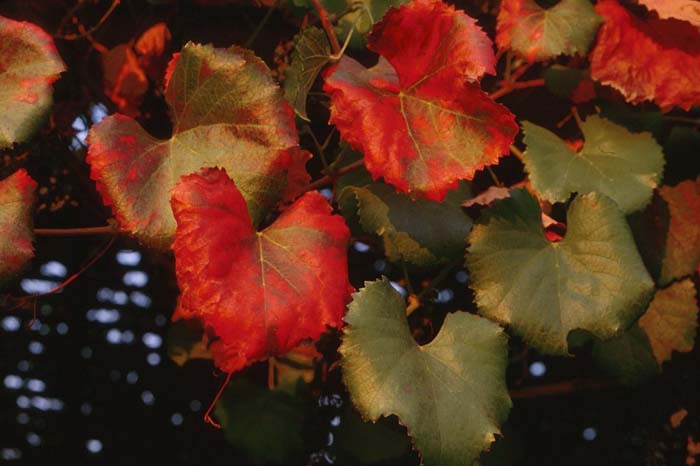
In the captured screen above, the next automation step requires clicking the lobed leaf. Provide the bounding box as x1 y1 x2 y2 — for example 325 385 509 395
284 27 331 121
0 170 37 283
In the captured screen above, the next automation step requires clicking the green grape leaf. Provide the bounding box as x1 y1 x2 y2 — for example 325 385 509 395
335 406 411 464
0 16 65 148
340 278 511 466
592 324 659 386
522 116 664 213
466 189 655 355
284 27 331 121
338 182 472 267
0 170 37 283
544 65 585 99
496 0 602 62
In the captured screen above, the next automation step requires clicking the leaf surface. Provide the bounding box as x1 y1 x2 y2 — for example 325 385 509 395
340 277 511 466
0 170 36 283
496 0 602 62
171 168 351 373
284 27 330 121
658 179 700 285
638 0 700 26
590 0 700 110
466 189 654 354
522 116 664 213
88 42 306 248
324 0 517 201
0 16 65 148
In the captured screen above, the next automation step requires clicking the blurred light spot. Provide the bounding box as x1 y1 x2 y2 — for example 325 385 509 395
323 451 335 464
353 241 370 253
435 289 454 303
389 281 407 297
327 432 334 446
147 352 161 366
583 427 597 441
4 375 23 389
189 400 202 412
455 270 469 284
81 347 93 359
141 390 155 406
171 413 184 426
116 250 141 266
87 308 121 324
330 415 341 427
80 402 92 416
154 314 167 327
26 432 41 447
113 291 128 305
121 330 135 344
28 341 44 355
143 332 162 349
373 259 387 272
50 399 64 411
26 379 45 393
96 288 114 302
56 322 69 335
319 188 333 201
29 319 41 331
31 396 52 411
71 116 88 145
21 279 60 295
1 448 22 460
126 371 139 384
17 360 30 372
40 304 52 316
40 261 67 278
130 291 152 308
17 413 30 424
2 316 21 332
90 102 108 124
109 370 121 382
106 329 122 344
86 439 103 453
529 361 547 377
17 396 30 409
123 270 149 287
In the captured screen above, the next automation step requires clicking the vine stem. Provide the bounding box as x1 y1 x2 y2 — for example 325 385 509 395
510 378 614 399
490 79 546 100
310 0 341 55
303 159 365 192
509 144 525 160
34 225 118 236
55 0 121 40
204 372 233 429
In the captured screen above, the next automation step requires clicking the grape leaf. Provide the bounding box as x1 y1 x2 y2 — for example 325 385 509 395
134 22 172 83
521 116 664 214
466 189 654 355
337 182 472 267
0 16 65 148
496 0 602 62
0 170 37 283
590 0 700 111
638 0 700 27
88 42 306 248
591 324 659 385
171 168 351 373
340 277 511 466
284 27 330 121
102 44 148 116
658 179 700 285
324 0 518 201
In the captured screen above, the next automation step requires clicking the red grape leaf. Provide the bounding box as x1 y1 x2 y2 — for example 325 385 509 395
134 22 172 83
324 0 517 201
658 178 700 285
496 0 602 62
102 44 148 117
0 170 37 283
88 42 306 249
0 16 65 148
638 0 700 27
171 168 352 373
590 0 700 111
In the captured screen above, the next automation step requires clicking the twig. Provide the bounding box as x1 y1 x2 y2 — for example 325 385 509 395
309 0 341 55
204 372 233 429
571 106 585 132
34 225 117 236
303 159 365 191
416 258 462 302
56 0 121 41
510 377 615 399
509 144 525 160
490 79 545 100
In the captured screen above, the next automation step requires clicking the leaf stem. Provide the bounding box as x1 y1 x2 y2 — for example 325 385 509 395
244 1 277 48
34 225 118 236
204 372 233 429
304 159 365 191
571 106 585 132
310 0 341 55
55 0 121 41
416 258 462 302
490 79 545 100
486 166 503 187
509 144 525 160
510 377 615 399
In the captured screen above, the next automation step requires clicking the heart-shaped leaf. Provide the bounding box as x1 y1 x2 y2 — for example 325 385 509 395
521 116 664 213
171 168 351 373
466 189 654 354
88 42 307 248
324 0 517 201
496 0 602 62
0 16 65 148
0 170 37 283
340 277 511 466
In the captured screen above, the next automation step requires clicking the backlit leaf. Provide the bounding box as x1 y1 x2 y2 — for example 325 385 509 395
88 42 306 248
466 189 654 354
0 16 65 148
0 170 37 283
284 27 330 121
496 0 602 62
590 0 700 111
521 116 664 213
171 168 351 373
102 44 148 117
340 277 511 466
324 0 517 201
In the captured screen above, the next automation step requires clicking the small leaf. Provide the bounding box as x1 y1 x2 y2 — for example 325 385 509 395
638 0 700 27
496 0 602 62
166 317 211 366
340 278 511 466
338 182 472 267
522 116 664 213
88 42 306 248
0 16 65 148
0 170 37 283
466 189 654 354
172 168 352 373
284 27 330 121
101 44 149 116
134 22 172 83
324 0 517 201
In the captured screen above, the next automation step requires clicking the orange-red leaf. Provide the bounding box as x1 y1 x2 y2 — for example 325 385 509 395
171 168 352 373
134 22 172 83
324 0 517 201
590 0 700 111
102 44 148 117
638 0 700 27
0 170 37 282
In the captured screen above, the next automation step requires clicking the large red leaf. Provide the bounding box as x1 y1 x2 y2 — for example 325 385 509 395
171 168 352 373
88 43 308 249
324 0 517 201
590 0 700 111
0 169 37 282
